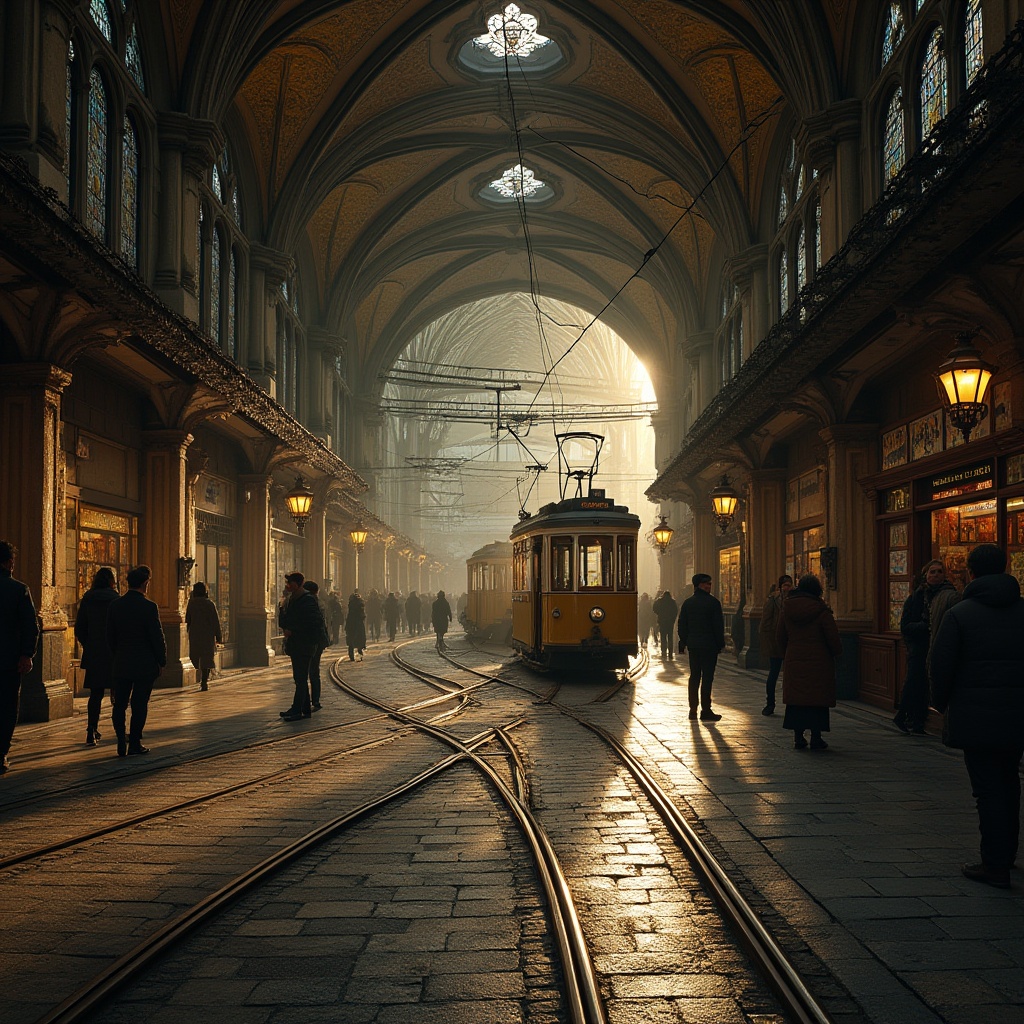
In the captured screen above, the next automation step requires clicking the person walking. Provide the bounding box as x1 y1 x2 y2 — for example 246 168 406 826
777 574 841 750
405 591 422 636
74 567 119 745
107 565 167 756
185 581 222 691
278 571 326 721
345 591 367 662
431 590 453 651
677 574 726 720
383 592 400 642
366 589 383 642
896 559 957 734
325 589 343 646
637 593 655 650
0 540 40 774
758 574 793 716
302 581 331 709
930 544 1024 889
652 590 679 659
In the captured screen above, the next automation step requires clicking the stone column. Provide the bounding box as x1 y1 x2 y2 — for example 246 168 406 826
249 244 293 395
691 507 717 584
139 430 196 689
684 331 715 413
727 245 770 351
0 364 73 720
820 424 878 697
237 474 273 665
305 507 327 588
739 469 787 669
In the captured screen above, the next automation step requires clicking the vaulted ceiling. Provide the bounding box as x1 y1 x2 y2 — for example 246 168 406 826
147 1 859 387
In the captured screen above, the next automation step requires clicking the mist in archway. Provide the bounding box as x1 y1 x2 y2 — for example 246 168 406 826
374 292 661 593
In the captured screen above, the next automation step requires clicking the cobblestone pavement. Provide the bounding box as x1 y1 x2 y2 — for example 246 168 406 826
0 635 1021 1024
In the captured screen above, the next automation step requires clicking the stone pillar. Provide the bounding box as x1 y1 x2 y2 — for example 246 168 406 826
692 507 716 583
727 245 770 350
0 364 73 721
684 331 715 413
820 424 878 697
249 244 293 394
140 430 196 689
305 507 327 588
237 474 273 665
739 469 787 669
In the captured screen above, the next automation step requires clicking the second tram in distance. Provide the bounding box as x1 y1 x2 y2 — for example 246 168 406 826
510 491 640 670
464 540 513 642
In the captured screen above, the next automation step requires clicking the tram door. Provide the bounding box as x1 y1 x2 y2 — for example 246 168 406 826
532 537 544 650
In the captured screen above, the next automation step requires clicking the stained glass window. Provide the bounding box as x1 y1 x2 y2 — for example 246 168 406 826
797 225 807 291
228 250 237 358
882 3 904 66
814 202 822 267
883 88 905 181
126 24 145 92
920 28 947 138
211 163 222 202
211 225 222 344
490 163 544 198
965 1 984 88
86 68 108 241
778 183 788 226
65 41 74 182
779 249 789 315
197 205 203 300
476 4 550 57
90 0 112 42
121 115 138 267
796 165 806 201
916 0 926 11
231 183 240 223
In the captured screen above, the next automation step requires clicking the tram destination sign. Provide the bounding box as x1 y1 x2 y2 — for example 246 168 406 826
930 460 994 501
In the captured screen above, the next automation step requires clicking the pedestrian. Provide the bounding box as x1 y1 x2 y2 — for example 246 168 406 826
302 581 331 709
345 590 367 662
107 565 167 757
677 574 726 721
383 591 400 642
405 591 422 636
896 559 957 734
325 589 343 646
0 540 40 774
652 589 679 659
637 592 655 649
777 574 841 750
74 566 119 745
431 590 453 651
278 571 326 721
930 544 1024 889
366 589 383 642
396 591 406 634
758 574 793 716
185 580 222 691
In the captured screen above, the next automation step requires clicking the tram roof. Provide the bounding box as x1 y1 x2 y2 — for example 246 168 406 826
510 496 640 538
468 540 513 561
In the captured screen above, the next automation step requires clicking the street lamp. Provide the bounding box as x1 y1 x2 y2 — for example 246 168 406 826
284 476 314 535
934 330 997 443
652 515 674 553
349 523 367 589
709 475 740 533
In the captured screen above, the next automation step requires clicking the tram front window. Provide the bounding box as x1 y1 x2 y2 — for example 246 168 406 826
617 536 636 591
579 536 613 589
551 536 573 591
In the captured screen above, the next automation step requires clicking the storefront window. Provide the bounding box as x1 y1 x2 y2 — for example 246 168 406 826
886 519 911 630
1005 497 1024 588
270 535 301 611
196 510 232 643
718 545 741 609
579 536 613 589
931 499 997 591
616 536 636 592
550 536 573 591
785 526 823 581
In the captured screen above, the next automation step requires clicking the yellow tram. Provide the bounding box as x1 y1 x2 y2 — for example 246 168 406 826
510 491 640 670
464 540 513 642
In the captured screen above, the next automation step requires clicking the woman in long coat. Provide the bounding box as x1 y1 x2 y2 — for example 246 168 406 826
345 592 367 661
758 574 793 716
777 574 842 750
185 581 223 690
74 567 119 746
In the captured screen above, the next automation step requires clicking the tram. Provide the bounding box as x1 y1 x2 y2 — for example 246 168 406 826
464 540 513 642
510 433 640 671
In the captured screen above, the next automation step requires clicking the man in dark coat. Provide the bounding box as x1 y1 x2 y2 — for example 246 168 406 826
405 591 422 636
107 564 167 757
677 574 726 721
279 571 328 720
930 544 1024 889
302 581 331 709
651 590 679 659
0 540 40 773
383 592 400 642
431 590 453 651
325 590 343 646
366 589 383 642
75 566 119 745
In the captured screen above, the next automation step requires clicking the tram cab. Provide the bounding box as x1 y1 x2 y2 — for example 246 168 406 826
465 540 513 642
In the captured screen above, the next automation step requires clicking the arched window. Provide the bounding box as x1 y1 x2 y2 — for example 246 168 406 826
65 41 75 183
126 23 145 92
964 1 984 88
881 3 904 66
86 68 108 242
121 115 139 267
920 27 947 139
814 201 822 268
211 224 222 345
228 249 237 358
778 183 788 227
797 225 807 291
89 0 112 42
779 249 789 315
883 88 906 182
211 163 222 203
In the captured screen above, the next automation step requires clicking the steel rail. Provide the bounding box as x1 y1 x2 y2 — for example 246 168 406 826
592 647 649 702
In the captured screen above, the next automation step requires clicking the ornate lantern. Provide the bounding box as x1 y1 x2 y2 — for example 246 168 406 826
709 475 740 533
934 330 997 443
349 524 368 550
283 476 314 534
652 515 674 553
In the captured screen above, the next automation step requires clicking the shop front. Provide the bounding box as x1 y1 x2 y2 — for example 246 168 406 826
193 471 236 668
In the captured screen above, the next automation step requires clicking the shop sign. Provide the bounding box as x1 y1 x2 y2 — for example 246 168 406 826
195 473 233 516
930 460 993 501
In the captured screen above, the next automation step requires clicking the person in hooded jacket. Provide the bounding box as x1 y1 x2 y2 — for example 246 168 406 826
930 544 1024 889
896 559 958 734
383 592 400 642
777 574 842 750
652 590 679 659
345 591 367 662
366 589 383 642
74 566 119 746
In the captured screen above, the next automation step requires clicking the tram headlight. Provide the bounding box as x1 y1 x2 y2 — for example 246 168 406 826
552 608 561 619
589 606 605 623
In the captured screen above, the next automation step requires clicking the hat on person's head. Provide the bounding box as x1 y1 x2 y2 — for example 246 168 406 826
284 571 304 585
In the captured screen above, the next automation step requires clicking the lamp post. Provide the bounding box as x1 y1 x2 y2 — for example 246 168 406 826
284 476 314 535
652 515 674 554
709 475 740 533
934 330 997 443
349 524 368 590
